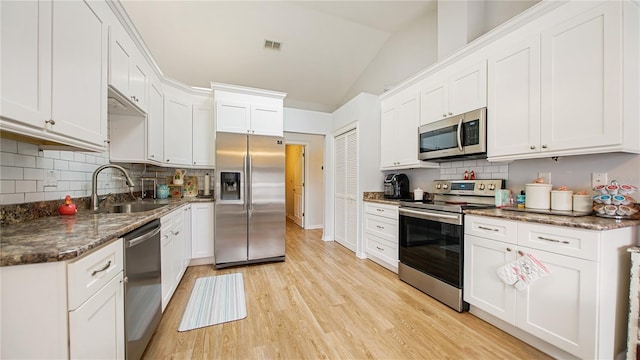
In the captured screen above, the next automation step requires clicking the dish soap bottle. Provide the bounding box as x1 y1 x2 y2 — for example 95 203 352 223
58 195 78 215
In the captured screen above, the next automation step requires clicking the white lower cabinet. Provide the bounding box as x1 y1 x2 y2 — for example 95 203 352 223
161 205 191 311
363 202 398 272
69 272 125 360
464 215 635 359
0 239 124 359
191 202 215 262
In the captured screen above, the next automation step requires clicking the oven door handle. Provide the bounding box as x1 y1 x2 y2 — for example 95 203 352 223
399 208 462 225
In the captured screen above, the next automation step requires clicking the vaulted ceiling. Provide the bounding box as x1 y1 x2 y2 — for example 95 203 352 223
121 1 437 112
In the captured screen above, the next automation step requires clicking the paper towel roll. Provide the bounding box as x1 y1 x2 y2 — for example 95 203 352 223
204 174 210 195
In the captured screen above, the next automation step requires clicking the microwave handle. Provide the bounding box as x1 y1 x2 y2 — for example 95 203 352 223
456 117 463 152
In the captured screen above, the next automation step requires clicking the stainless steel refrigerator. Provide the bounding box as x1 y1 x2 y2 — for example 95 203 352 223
214 132 286 268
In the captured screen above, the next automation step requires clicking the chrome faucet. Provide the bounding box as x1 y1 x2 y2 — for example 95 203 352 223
91 164 135 210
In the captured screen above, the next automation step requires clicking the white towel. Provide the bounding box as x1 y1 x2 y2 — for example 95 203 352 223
497 253 551 290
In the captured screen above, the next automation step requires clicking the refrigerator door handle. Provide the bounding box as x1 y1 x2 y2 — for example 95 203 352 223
243 156 247 210
248 156 253 211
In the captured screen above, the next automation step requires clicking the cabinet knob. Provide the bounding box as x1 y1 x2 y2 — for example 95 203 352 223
194 162 197 165
150 155 155 158
442 114 447 117
530 145 536 150
506 247 512 252
448 112 453 115
45 119 56 125
166 159 170 162
542 144 548 149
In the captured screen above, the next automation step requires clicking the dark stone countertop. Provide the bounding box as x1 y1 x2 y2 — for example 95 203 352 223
465 207 640 231
0 197 213 267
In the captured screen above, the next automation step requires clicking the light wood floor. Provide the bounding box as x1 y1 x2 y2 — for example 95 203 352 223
142 220 552 359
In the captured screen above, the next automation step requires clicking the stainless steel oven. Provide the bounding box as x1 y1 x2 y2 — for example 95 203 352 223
398 179 504 312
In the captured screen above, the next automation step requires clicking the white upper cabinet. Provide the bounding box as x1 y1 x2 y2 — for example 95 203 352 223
420 61 487 125
0 0 109 151
192 93 215 167
1 1 52 129
50 0 109 148
147 76 164 164
487 0 639 161
163 84 193 166
487 36 542 158
215 101 250 134
539 1 622 153
213 83 286 137
380 85 438 170
109 22 148 112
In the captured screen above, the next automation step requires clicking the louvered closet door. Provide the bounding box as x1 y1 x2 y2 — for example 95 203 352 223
334 129 357 252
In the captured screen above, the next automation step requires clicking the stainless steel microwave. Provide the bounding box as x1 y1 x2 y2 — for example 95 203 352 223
418 108 486 161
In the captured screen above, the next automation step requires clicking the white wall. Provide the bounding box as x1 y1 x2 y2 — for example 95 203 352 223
283 132 325 230
283 107 332 135
507 153 640 195
482 0 540 34
330 92 382 255
341 10 438 104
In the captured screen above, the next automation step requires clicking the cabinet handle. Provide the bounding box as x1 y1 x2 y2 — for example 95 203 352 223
173 231 180 236
518 250 525 256
91 261 112 276
150 155 155 158
530 145 536 150
376 225 384 230
448 112 453 115
537 236 569 244
541 144 548 149
442 114 447 117
478 226 498 232
376 246 384 251
376 209 384 212
45 119 56 125
506 247 512 252
166 159 170 162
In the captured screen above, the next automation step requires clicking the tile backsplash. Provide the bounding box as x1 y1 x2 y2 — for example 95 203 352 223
0 138 213 205
439 159 509 180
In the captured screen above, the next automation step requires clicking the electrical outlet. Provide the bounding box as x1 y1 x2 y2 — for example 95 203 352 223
538 172 551 184
592 172 608 188
44 170 57 186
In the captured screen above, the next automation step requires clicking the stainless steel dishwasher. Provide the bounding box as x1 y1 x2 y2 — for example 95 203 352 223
123 219 162 360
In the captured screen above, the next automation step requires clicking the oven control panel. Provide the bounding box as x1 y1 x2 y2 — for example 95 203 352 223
432 179 505 196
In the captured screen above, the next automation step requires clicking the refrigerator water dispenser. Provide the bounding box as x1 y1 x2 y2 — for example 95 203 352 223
221 172 240 200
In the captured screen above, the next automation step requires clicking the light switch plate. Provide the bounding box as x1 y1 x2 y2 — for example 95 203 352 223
44 170 57 186
592 172 607 188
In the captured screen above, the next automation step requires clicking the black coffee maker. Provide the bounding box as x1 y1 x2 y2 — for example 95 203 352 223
384 174 410 199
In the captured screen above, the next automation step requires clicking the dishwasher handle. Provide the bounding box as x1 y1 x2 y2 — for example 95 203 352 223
126 226 161 248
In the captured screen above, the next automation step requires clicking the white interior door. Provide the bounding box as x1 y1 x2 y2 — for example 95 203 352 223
293 146 305 228
334 129 357 252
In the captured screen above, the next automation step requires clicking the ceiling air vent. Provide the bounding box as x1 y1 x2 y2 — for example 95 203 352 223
264 39 282 51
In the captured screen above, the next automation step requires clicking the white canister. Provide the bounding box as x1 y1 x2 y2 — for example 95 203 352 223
525 183 552 209
572 194 592 212
551 190 573 211
413 188 424 201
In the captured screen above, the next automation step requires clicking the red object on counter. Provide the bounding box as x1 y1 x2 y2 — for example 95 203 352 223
464 171 469 180
470 171 476 180
58 195 77 215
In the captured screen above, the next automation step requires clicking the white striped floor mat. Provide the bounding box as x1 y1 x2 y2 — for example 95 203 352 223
178 273 247 332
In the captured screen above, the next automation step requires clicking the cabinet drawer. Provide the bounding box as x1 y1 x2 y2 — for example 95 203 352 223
365 214 398 239
68 238 124 310
365 233 398 265
518 223 599 261
364 202 398 219
465 215 517 244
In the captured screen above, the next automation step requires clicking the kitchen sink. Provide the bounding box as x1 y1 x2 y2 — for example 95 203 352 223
96 202 168 214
